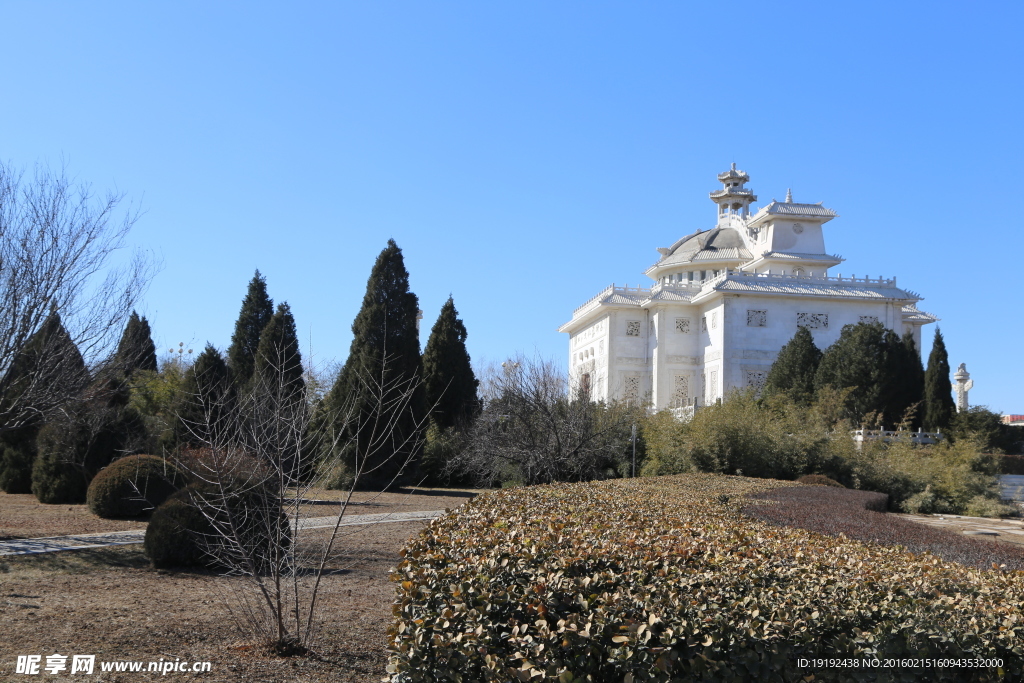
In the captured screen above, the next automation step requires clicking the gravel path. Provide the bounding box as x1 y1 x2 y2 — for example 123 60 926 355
0 509 445 556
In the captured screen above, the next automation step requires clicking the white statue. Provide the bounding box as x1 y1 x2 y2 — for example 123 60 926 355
953 363 973 413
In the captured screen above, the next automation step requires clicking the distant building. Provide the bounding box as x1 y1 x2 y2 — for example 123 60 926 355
559 165 939 410
1003 415 1024 427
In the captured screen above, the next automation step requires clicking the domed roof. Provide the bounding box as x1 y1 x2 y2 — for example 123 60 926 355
654 227 751 268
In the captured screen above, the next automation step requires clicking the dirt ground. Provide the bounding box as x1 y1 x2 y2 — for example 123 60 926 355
0 488 481 682
0 487 479 540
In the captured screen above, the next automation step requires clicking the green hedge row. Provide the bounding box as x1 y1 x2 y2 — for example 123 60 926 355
387 475 1024 682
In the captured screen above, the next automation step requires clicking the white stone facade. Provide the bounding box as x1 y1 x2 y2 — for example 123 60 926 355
559 166 939 409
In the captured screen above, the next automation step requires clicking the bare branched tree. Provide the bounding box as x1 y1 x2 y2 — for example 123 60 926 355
0 161 155 432
452 355 637 487
173 344 429 653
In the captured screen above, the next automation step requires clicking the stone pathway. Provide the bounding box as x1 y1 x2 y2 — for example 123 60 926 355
898 513 1024 547
0 510 445 557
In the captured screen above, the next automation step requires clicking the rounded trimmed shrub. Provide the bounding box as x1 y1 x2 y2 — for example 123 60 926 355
87 455 186 518
144 485 217 568
797 473 844 488
144 482 291 570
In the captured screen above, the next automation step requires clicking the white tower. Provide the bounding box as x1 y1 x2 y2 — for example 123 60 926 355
954 363 973 413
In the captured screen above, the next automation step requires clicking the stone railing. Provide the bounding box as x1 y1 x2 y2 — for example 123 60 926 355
852 428 943 447
570 269 910 321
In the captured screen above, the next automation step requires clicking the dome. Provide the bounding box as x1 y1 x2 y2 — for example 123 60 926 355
654 227 751 269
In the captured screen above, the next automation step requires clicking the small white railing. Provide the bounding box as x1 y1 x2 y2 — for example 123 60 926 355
571 269 912 321
851 428 943 447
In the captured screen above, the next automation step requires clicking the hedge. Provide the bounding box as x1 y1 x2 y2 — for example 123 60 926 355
87 455 186 518
387 474 1024 682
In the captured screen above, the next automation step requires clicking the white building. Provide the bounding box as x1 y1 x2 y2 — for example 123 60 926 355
559 165 938 410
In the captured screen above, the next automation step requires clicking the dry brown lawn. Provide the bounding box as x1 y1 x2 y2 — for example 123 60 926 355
0 488 480 682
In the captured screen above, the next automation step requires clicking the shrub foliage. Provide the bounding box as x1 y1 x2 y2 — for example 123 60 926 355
388 475 1024 682
87 454 186 518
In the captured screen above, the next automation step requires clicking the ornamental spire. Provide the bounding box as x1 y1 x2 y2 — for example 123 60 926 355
785 188 793 203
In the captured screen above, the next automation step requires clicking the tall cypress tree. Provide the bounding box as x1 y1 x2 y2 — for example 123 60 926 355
176 344 234 447
0 313 87 493
227 270 274 390
762 326 822 404
422 297 479 430
249 303 305 475
923 328 955 432
896 332 926 428
252 302 305 405
115 311 158 375
322 240 424 488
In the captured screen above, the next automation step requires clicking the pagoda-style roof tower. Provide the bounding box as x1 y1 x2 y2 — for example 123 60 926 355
709 163 757 221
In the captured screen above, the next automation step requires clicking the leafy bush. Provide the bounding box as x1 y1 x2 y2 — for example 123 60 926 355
387 475 1024 682
87 455 186 518
31 421 92 504
964 495 1019 519
641 391 835 480
144 481 290 570
843 436 1003 514
641 391 1006 516
796 474 843 487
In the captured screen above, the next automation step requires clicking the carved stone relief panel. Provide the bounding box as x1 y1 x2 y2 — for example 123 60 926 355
624 376 640 402
625 320 641 336
746 310 767 327
701 316 708 333
675 317 691 334
704 350 722 362
673 375 688 403
797 312 828 329
859 315 879 324
667 355 699 364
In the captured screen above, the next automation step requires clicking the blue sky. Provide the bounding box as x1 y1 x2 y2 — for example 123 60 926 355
1 1 1021 412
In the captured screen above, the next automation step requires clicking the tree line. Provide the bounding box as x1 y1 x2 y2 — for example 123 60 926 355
0 238 482 502
762 322 954 431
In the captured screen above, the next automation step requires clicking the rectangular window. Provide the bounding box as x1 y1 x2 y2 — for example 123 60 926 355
797 312 828 330
746 371 767 391
747 310 767 327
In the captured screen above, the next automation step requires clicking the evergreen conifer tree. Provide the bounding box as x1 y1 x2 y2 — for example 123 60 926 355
422 297 479 430
321 240 424 488
227 270 274 389
896 333 926 428
252 303 305 405
0 313 87 493
762 326 822 404
923 328 955 432
176 345 234 447
814 321 889 424
249 303 306 475
115 311 158 375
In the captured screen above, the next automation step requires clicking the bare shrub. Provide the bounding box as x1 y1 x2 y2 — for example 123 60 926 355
452 355 638 486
